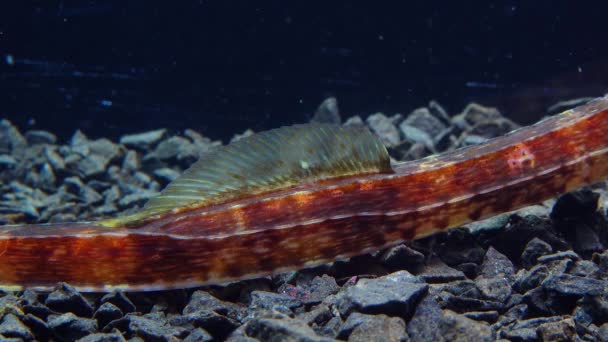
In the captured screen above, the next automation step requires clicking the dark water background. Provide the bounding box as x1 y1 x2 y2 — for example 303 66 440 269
2 1 608 142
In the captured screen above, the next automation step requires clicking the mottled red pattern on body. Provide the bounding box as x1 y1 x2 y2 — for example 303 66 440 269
2 97 608 291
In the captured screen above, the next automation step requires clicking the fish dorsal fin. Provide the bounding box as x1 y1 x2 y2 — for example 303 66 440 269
101 123 391 227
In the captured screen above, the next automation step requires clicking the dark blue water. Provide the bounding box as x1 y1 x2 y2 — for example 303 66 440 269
2 1 608 142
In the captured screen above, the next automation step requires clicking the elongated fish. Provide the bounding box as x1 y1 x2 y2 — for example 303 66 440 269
2 96 608 292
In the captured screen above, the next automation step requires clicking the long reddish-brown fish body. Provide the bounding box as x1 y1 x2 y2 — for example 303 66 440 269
2 96 608 291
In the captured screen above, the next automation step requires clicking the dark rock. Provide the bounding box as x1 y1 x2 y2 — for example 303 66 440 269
380 244 425 271
76 331 127 342
551 189 599 221
478 247 515 279
407 294 446 342
335 271 428 317
100 292 136 314
475 277 512 303
281 274 339 305
104 314 182 342
172 308 240 339
438 291 505 313
452 103 503 129
37 163 56 190
405 107 447 138
366 113 401 147
474 248 514 302
542 274 606 296
76 154 110 177
438 310 492 342
513 265 549 293
339 313 407 342
462 310 498 323
0 154 16 167
0 119 27 155
94 303 124 330
418 258 466 283
149 136 196 163
183 328 213 342
44 146 66 170
296 304 332 326
249 291 302 311
116 189 157 209
537 250 580 263
311 97 340 124
153 168 180 183
570 260 600 277
499 316 564 341
25 130 57 145
343 116 365 127
48 312 97 341
317 316 341 338
21 313 51 340
183 291 245 323
45 283 94 317
121 150 140 172
521 237 553 268
242 316 334 342
437 228 485 266
0 313 34 341
477 215 568 264
119 129 167 150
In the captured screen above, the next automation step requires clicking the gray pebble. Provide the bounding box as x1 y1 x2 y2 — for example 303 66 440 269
366 113 401 147
183 328 213 342
242 316 335 342
76 331 127 342
521 237 553 268
94 302 124 330
48 312 98 341
45 283 94 317
119 129 167 150
25 130 57 145
335 271 428 317
0 313 34 341
419 258 466 283
311 97 341 124
541 273 606 296
439 310 493 342
249 291 302 311
338 312 407 341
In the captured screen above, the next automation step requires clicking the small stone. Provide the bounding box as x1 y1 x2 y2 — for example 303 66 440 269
405 107 447 138
183 291 245 324
343 116 365 127
104 314 181 341
121 150 140 172
462 311 499 323
48 313 97 341
151 136 194 161
335 270 428 317
399 123 434 151
521 237 553 268
291 274 340 305
76 155 110 177
76 331 127 342
117 190 157 209
120 129 167 150
171 309 240 340
0 313 34 341
339 313 407 342
44 146 66 170
22 314 51 340
94 302 123 329
243 316 333 342
478 247 515 279
249 291 302 311
70 130 90 156
439 310 492 342
25 130 57 145
37 163 56 190
475 277 512 303
570 260 600 277
538 318 577 341
0 154 16 166
380 244 425 270
407 294 443 342
453 103 503 130
311 97 340 124
183 328 213 342
418 258 466 283
153 168 180 183
537 250 580 263
542 274 606 296
513 265 549 293
100 291 136 314
366 113 401 147
45 283 94 317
